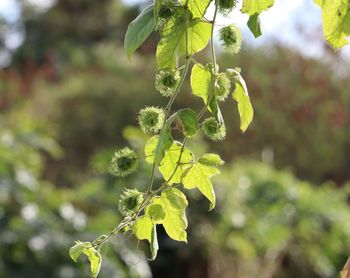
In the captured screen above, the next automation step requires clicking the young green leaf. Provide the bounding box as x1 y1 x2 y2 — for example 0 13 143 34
314 0 350 50
198 153 225 167
83 246 102 278
241 0 274 15
247 13 262 38
69 241 85 262
182 161 220 210
151 188 189 242
124 5 156 60
177 108 199 137
70 242 102 278
156 11 211 68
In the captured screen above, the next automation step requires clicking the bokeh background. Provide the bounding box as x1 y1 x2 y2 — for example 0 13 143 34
1 0 350 277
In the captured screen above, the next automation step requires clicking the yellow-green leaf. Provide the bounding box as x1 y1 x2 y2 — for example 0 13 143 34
156 12 211 69
151 188 188 242
182 162 220 210
132 215 153 242
180 0 211 18
241 0 274 15
190 63 212 103
314 0 350 50
232 72 254 132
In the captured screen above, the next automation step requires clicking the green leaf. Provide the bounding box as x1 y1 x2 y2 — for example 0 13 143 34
180 0 211 18
152 188 188 242
314 0 350 49
145 136 159 163
69 241 85 262
82 246 102 278
69 242 102 278
232 71 254 132
132 216 153 242
247 13 262 38
198 153 225 167
147 204 166 223
145 137 194 184
132 216 159 261
241 0 274 15
177 108 199 137
156 11 211 69
190 63 212 103
124 5 156 60
159 141 193 184
182 161 220 210
154 124 173 165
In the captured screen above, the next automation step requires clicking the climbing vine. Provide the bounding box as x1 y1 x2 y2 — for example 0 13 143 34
69 0 349 277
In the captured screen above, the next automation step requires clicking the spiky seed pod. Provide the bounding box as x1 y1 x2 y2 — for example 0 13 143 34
215 74 231 101
138 107 165 134
118 189 144 217
218 0 238 15
219 24 242 54
109 148 138 177
202 117 226 141
155 69 180 97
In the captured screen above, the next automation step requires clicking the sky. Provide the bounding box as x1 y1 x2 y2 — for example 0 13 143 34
0 0 349 60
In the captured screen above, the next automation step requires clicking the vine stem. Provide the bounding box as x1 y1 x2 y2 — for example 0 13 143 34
144 2 191 197
93 0 219 248
197 2 219 120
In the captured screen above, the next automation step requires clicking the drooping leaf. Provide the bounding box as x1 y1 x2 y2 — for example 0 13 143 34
69 242 102 278
190 63 212 103
150 225 159 261
180 0 211 18
152 188 188 242
314 0 350 50
124 5 156 60
231 72 254 132
177 108 199 137
132 216 159 261
156 11 211 69
83 246 102 278
198 153 225 167
241 0 274 15
183 161 220 210
247 13 262 38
